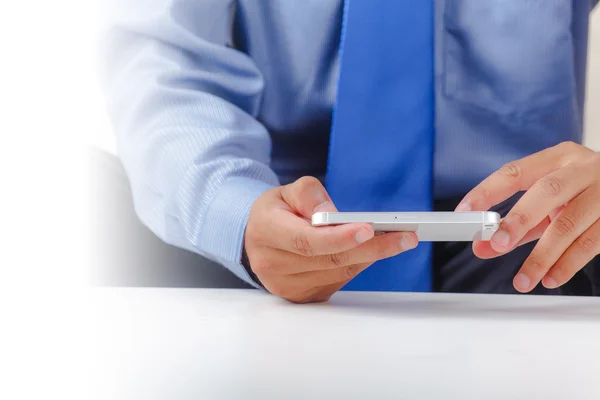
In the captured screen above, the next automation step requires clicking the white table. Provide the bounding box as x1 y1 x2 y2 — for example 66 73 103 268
90 288 600 399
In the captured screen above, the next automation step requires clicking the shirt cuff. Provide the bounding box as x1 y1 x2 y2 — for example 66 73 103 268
197 177 275 289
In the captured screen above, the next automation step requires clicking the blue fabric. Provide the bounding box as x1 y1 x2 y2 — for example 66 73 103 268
433 0 588 197
100 0 589 289
326 0 434 292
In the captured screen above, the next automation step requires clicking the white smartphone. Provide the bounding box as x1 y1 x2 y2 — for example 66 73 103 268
311 211 501 241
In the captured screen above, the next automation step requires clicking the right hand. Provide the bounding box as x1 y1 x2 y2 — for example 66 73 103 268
244 177 418 303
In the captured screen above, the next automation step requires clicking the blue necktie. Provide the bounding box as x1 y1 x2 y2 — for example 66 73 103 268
326 0 435 292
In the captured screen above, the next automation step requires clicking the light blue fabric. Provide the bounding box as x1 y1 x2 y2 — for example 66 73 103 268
326 0 434 292
434 0 589 196
100 0 591 289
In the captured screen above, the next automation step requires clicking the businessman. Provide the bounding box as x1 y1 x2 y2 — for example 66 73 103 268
101 0 600 302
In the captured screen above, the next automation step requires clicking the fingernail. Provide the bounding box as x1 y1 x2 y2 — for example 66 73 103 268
492 229 510 249
542 276 558 289
313 201 335 213
455 201 472 212
514 273 531 292
401 235 417 250
355 227 373 244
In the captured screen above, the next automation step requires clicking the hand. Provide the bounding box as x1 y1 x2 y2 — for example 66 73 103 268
456 142 600 293
245 177 418 303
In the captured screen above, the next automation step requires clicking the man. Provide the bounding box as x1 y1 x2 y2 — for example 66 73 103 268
101 0 600 303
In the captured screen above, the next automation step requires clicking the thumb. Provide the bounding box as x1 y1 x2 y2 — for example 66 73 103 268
281 176 338 219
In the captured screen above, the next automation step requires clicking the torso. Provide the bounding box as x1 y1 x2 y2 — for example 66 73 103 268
234 0 589 197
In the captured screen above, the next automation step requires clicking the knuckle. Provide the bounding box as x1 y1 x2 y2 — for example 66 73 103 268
511 211 531 227
271 286 306 303
292 232 314 256
376 240 396 259
500 162 523 182
368 236 398 261
538 176 563 197
555 142 583 167
295 176 322 194
252 256 276 275
268 284 287 298
552 213 579 238
586 156 600 177
310 293 333 303
575 234 598 253
478 186 493 205
287 295 312 304
550 263 569 281
526 253 548 275
559 141 579 152
340 264 359 281
293 290 330 304
589 189 600 209
250 261 266 275
246 226 268 249
329 251 349 268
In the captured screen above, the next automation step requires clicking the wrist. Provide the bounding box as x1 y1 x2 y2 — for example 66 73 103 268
241 236 264 288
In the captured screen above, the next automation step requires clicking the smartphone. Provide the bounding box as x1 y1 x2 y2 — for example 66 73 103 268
311 211 501 241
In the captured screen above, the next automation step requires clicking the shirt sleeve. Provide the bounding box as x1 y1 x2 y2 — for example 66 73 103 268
98 0 279 287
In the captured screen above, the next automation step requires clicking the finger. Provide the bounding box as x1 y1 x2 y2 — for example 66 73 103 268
542 218 600 289
271 267 369 304
473 216 551 259
511 188 600 293
280 176 335 219
292 234 418 286
258 206 374 256
310 263 372 287
289 262 372 289
487 162 593 253
311 231 418 271
308 263 371 303
264 231 417 274
455 142 584 212
304 282 348 303
473 204 566 259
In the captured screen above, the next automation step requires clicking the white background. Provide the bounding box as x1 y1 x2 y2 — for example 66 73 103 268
1 1 94 398
586 8 600 150
0 3 598 399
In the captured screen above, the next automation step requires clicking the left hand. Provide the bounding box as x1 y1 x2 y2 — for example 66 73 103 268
455 141 600 293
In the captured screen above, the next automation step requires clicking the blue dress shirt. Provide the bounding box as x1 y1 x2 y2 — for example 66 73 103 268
100 0 595 288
